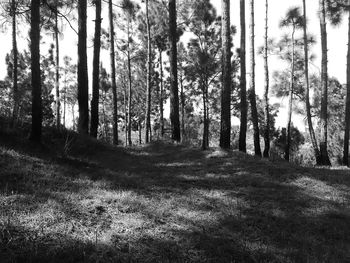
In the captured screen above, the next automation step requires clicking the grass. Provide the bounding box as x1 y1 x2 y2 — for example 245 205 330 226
0 127 350 262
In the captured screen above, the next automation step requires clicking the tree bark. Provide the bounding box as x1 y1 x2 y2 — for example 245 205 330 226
30 0 42 142
180 73 185 141
202 85 209 150
11 0 19 128
249 0 262 156
90 0 102 138
55 2 60 129
145 0 152 143
239 0 247 153
77 0 89 134
159 48 164 137
319 0 331 165
285 26 296 162
263 0 270 158
123 83 128 146
302 0 321 164
220 0 231 149
343 0 350 166
127 49 132 146
169 0 181 142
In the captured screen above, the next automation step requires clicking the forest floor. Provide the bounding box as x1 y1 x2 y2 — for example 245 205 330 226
0 127 350 262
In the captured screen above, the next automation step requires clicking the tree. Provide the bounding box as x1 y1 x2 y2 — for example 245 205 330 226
219 0 231 149
319 0 331 165
342 0 350 165
0 0 27 127
108 0 119 144
239 0 247 153
30 0 42 142
249 0 261 156
169 0 181 142
302 0 322 164
144 0 152 143
279 7 304 161
77 0 89 134
152 1 168 138
90 0 102 139
185 0 222 150
263 0 270 157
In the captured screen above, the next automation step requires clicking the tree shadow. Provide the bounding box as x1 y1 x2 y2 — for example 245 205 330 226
1 132 350 262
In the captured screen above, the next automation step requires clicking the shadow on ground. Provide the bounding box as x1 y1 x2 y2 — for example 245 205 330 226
1 130 350 262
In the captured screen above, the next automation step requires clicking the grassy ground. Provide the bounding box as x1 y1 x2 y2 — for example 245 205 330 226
0 128 350 262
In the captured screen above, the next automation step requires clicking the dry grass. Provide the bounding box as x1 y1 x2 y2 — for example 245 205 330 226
0 128 350 262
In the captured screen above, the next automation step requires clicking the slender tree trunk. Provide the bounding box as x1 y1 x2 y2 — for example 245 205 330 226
343 0 350 166
145 0 152 143
55 4 60 129
127 52 132 146
239 0 247 152
159 48 164 137
302 0 321 164
11 0 19 128
63 85 66 128
90 0 102 138
169 0 181 142
249 0 261 156
220 0 231 149
319 0 331 165
285 26 296 162
30 0 42 142
139 119 142 145
180 74 185 141
123 85 128 146
107 0 118 144
72 104 75 131
102 91 107 139
202 86 208 150
263 0 270 158
77 0 89 134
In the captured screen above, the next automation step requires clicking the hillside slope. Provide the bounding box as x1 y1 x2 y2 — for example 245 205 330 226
0 129 350 262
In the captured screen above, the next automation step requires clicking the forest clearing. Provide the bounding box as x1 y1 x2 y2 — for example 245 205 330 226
2 0 350 261
0 128 349 262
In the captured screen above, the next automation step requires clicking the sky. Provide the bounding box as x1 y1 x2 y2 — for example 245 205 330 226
0 0 348 129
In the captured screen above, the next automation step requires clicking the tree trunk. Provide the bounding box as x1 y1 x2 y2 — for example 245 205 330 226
202 86 208 150
127 50 132 146
145 0 152 143
11 0 19 128
285 26 296 162
319 0 331 165
123 85 128 146
77 0 89 134
159 48 164 137
302 0 321 164
90 0 102 138
72 104 75 131
249 0 261 156
180 73 185 141
107 0 118 144
55 3 60 129
139 119 142 145
169 0 181 142
344 0 350 166
239 0 247 153
263 0 270 158
63 85 66 128
30 0 42 142
220 0 231 149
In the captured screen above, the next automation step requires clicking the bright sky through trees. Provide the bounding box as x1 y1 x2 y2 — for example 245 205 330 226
0 0 347 128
